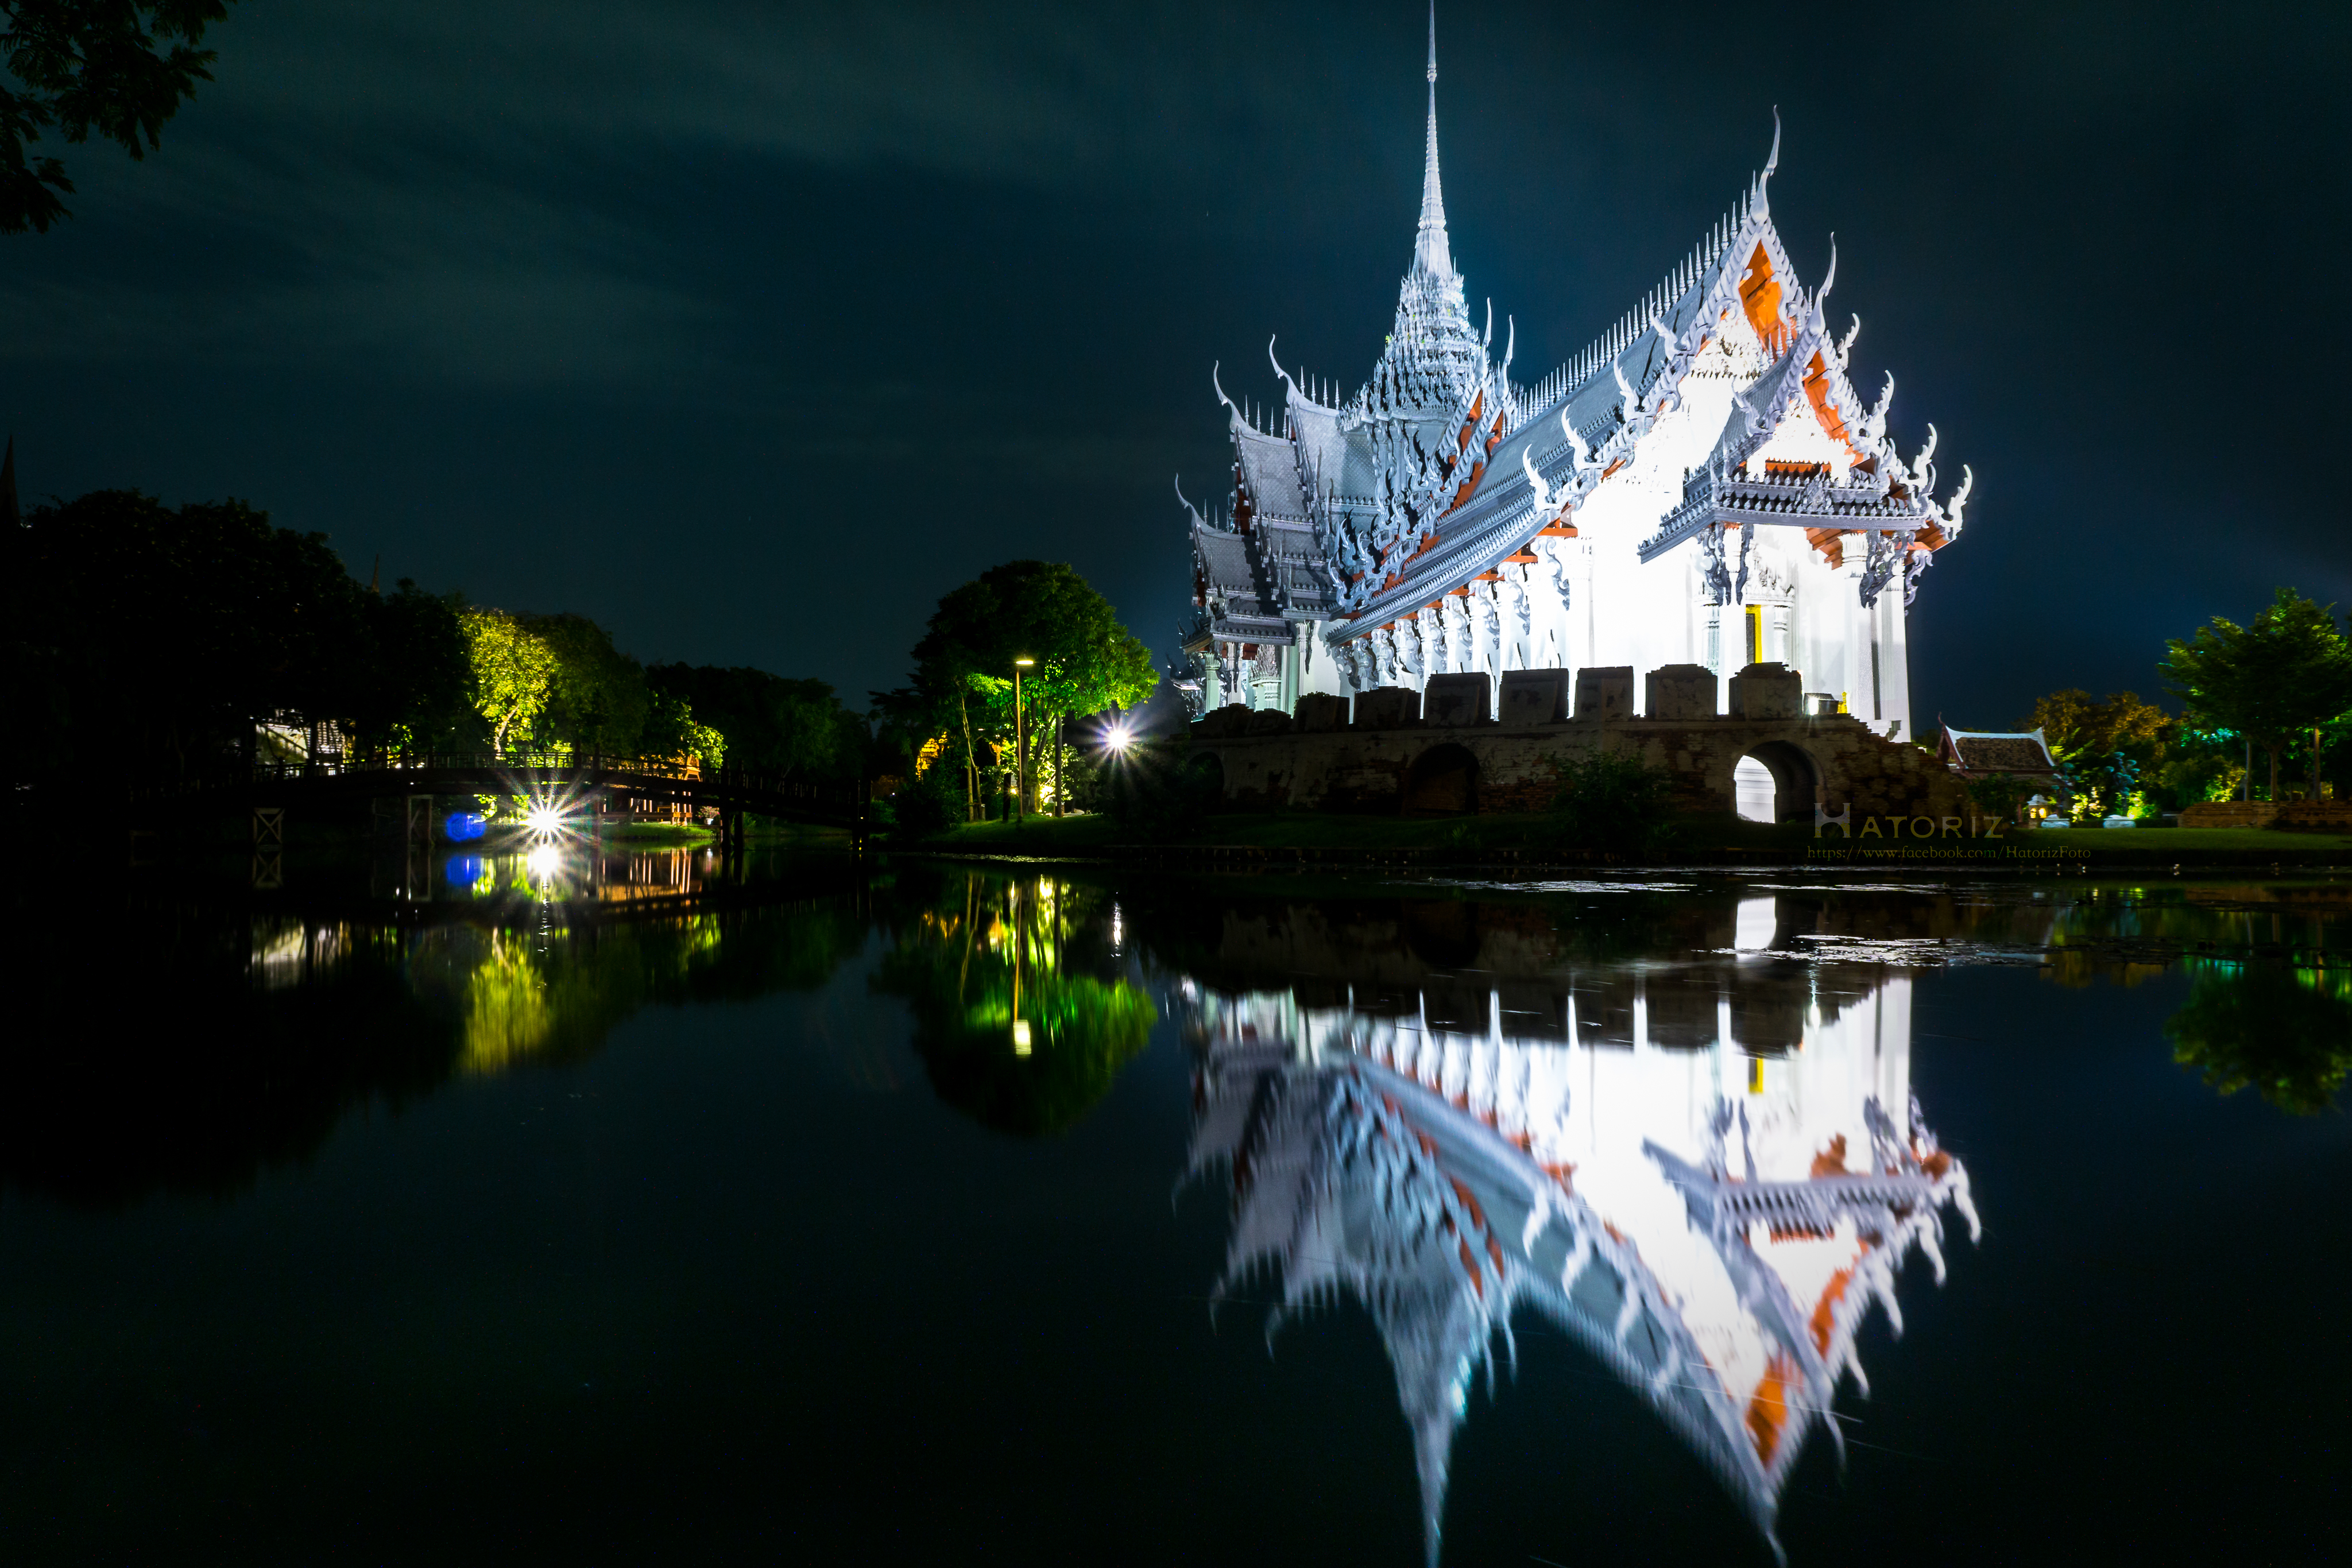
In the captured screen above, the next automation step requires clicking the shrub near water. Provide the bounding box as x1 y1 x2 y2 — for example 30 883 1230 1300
886 767 966 840
1549 748 1677 855
1103 737 1223 842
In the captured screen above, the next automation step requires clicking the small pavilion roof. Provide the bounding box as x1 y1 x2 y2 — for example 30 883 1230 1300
1938 726 2063 779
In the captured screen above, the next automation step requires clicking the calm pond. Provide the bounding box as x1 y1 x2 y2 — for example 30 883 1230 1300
6 846 2350 1564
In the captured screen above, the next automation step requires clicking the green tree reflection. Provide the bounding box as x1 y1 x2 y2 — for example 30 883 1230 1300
405 908 850 1076
2165 964 2352 1114
871 875 1155 1137
4 885 868 1206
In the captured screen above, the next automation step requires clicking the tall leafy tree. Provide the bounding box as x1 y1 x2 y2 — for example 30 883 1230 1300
2024 688 2170 761
645 664 863 779
3 0 236 234
8 488 381 784
638 690 724 768
904 561 1156 816
2161 589 2352 802
523 612 648 757
458 606 556 758
353 579 474 753
2022 689 2173 819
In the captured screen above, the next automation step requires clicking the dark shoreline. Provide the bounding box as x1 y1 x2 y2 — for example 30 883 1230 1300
904 841 2352 876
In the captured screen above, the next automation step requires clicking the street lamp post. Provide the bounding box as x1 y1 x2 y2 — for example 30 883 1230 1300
1013 657 1035 822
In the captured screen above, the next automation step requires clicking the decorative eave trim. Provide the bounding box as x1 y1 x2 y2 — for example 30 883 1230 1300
1208 617 1294 645
1639 470 1935 564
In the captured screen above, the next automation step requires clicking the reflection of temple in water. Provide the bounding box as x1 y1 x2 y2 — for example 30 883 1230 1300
1179 895 1980 1563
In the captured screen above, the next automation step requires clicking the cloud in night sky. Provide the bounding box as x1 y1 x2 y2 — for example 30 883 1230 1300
3 0 2347 724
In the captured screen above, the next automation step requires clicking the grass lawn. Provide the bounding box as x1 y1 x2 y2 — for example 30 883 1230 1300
599 820 715 843
598 818 854 846
745 819 857 845
2016 825 2352 853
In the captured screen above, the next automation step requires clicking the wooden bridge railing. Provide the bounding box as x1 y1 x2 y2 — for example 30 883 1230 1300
123 751 869 820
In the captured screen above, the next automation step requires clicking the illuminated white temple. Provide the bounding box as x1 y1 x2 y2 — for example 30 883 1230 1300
1178 13 1971 737
1181 907 1980 1563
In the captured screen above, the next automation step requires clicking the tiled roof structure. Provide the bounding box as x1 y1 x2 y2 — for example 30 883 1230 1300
1180 16 1971 669
1938 726 2063 780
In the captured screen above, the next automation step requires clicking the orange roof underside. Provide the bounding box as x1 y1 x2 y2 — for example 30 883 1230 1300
1739 243 1784 347
1745 1352 1800 1465
1800 350 1866 460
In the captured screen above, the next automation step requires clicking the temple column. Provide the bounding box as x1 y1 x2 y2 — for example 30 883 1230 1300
1880 592 1912 738
1830 553 1863 713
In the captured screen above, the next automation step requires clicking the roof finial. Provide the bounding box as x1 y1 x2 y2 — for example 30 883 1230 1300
1757 106 1781 207
1413 2 1453 278
1267 334 1304 403
1173 474 1209 530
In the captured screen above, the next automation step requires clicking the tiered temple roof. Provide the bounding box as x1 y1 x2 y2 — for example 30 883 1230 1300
1182 17 1972 664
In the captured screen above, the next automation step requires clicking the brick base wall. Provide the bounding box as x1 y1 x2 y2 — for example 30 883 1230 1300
1197 713 1968 822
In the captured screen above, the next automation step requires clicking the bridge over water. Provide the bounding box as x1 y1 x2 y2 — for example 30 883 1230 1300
126 752 871 845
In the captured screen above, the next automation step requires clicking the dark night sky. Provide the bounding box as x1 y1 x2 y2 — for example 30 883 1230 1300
5 1 2347 727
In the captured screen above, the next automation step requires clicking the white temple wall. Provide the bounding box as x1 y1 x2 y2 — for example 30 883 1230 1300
1295 633 1347 702
1300 318 1918 726
1316 504 1911 729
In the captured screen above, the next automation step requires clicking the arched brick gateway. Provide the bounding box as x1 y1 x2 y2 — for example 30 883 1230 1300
1191 665 1966 823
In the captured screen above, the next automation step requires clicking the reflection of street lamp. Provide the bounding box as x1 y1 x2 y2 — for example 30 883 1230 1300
1009 878 1030 1054
1013 657 1035 822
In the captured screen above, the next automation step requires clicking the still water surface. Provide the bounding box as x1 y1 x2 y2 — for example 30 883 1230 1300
6 846 2350 1563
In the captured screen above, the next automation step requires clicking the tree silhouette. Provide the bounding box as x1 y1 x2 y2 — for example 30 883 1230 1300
3 1 236 234
2161 589 2352 803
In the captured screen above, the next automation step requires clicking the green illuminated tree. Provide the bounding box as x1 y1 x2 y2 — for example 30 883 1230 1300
902 562 1156 817
2025 688 2169 759
639 690 724 766
522 611 648 757
2161 589 2352 802
458 606 556 757
3 0 238 235
2022 688 2172 818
